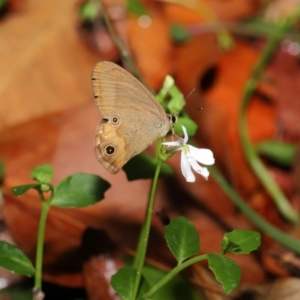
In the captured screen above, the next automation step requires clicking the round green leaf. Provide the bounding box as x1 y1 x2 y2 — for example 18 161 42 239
222 230 261 254
0 241 35 276
165 216 200 263
207 253 241 294
51 173 110 208
30 164 54 183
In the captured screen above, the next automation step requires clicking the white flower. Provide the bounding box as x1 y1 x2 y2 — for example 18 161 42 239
163 126 215 182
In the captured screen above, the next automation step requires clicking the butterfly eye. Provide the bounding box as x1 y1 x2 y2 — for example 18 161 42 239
110 115 121 126
171 115 177 124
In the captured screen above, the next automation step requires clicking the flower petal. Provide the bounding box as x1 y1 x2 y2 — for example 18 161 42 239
188 146 215 165
190 162 209 180
181 151 195 182
162 140 182 148
181 125 189 144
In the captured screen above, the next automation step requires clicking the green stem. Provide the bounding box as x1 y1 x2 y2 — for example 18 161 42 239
143 254 208 299
131 159 163 300
210 166 300 254
34 193 50 293
238 14 300 224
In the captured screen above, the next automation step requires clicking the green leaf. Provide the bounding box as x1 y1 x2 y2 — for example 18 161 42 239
0 160 4 182
11 184 38 196
127 0 149 15
156 74 191 134
217 30 234 51
207 253 241 294
142 264 200 300
167 85 185 114
78 1 99 22
156 76 175 103
239 17 279 38
156 75 186 115
40 183 52 192
170 24 191 44
0 241 35 276
111 266 149 300
255 140 297 168
174 115 198 137
165 216 200 263
51 173 110 208
222 230 261 255
30 164 54 183
123 153 173 181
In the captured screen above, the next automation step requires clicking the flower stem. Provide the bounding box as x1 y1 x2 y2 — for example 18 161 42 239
34 193 50 293
210 166 300 254
131 158 163 300
143 254 208 299
238 12 300 224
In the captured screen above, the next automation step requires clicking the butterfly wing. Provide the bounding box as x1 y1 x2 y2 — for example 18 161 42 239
92 61 171 173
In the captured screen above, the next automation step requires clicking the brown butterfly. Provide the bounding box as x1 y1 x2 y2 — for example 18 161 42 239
92 61 175 173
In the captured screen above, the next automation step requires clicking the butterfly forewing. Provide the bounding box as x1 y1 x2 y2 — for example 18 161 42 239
92 62 165 117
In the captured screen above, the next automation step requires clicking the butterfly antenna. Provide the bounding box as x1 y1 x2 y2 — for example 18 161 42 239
184 88 195 102
174 88 196 113
185 89 204 111
173 88 196 116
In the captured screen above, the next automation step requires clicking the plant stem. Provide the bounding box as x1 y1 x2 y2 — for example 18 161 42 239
210 166 300 254
131 159 163 300
238 13 300 224
143 254 208 299
34 194 50 292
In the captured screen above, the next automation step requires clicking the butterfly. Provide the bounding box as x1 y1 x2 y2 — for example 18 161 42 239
92 61 175 173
